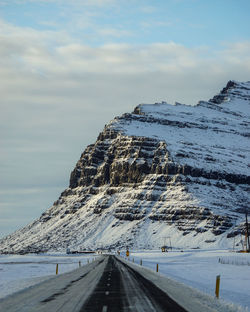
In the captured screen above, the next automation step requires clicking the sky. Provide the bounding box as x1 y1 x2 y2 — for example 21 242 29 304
1 0 250 239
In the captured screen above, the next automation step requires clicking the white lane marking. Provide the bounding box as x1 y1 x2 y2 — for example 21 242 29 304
105 291 109 295
102 306 108 312
108 277 111 280
107 283 110 286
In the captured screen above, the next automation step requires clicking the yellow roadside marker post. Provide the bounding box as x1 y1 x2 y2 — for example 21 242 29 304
156 263 159 272
215 275 221 298
56 264 59 275
140 259 142 266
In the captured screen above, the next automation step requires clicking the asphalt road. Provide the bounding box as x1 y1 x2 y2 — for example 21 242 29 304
0 255 188 312
81 255 187 312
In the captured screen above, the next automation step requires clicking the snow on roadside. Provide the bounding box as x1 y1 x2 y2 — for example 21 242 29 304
123 249 250 311
0 253 96 299
0 250 249 311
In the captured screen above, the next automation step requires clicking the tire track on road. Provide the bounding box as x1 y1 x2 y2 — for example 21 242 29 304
80 255 187 312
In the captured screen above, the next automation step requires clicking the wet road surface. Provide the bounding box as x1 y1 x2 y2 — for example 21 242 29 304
81 256 187 312
0 255 188 312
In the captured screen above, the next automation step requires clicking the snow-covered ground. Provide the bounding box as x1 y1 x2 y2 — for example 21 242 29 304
0 253 96 299
122 249 250 311
0 250 249 311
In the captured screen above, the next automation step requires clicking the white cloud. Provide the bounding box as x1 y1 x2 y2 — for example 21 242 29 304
97 27 132 38
2 30 249 79
1 20 250 133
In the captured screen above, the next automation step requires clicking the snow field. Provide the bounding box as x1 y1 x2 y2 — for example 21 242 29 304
122 249 250 311
0 253 97 299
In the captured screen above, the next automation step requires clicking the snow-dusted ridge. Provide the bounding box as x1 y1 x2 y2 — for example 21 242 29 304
111 80 249 177
0 81 249 253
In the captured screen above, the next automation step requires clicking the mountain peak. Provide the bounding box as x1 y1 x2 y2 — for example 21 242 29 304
209 80 250 105
1 81 249 254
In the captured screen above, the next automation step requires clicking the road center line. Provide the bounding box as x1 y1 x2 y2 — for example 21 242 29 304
105 291 109 295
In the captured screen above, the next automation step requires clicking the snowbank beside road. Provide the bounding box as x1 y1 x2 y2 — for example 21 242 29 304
0 250 249 311
122 249 250 311
0 256 105 312
118 255 244 312
0 253 97 299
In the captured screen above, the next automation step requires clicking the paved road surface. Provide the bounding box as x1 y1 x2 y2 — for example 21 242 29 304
81 255 187 312
0 255 187 312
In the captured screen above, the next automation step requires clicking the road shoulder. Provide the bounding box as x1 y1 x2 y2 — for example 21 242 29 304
117 256 240 312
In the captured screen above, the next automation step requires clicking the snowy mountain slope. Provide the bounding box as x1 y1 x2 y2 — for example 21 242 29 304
1 80 249 253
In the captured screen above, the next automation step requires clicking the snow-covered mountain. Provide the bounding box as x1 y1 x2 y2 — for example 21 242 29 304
1 80 249 253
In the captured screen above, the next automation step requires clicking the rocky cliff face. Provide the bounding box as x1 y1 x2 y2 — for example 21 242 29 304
1 80 249 253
